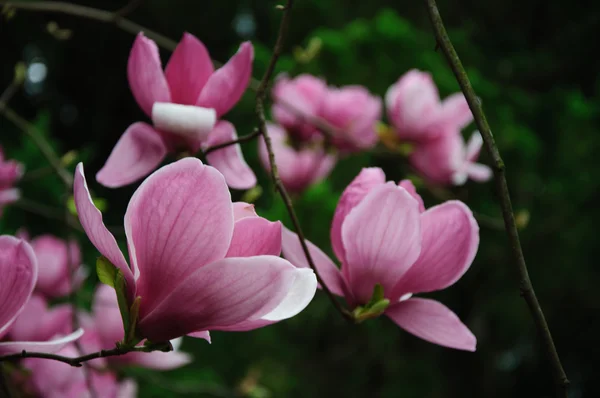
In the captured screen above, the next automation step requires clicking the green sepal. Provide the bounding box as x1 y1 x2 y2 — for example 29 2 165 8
143 340 173 353
125 296 142 347
96 256 117 288
114 269 131 342
351 283 391 323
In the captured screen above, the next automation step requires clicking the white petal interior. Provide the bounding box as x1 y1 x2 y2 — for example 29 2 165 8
152 102 216 140
261 268 317 321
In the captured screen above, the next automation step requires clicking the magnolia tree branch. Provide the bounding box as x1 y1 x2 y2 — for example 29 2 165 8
423 1 569 396
254 1 353 323
0 343 171 368
203 128 262 156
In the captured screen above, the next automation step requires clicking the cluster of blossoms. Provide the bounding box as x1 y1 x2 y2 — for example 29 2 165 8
0 30 486 397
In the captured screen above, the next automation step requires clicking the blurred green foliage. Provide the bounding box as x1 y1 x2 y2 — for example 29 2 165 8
1 0 599 397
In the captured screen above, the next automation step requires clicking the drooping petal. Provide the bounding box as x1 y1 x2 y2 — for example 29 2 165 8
74 164 135 298
96 122 167 188
331 167 386 264
465 131 483 162
165 33 214 105
127 33 171 117
233 202 257 220
226 217 282 257
204 121 256 189
281 227 346 297
467 163 493 182
152 103 216 141
0 236 37 336
437 93 473 130
398 179 425 213
392 201 479 298
137 256 297 342
0 328 85 355
196 42 253 117
217 267 317 331
386 298 476 351
125 158 234 318
341 183 421 304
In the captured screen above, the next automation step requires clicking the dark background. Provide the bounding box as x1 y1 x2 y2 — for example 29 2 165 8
1 0 599 397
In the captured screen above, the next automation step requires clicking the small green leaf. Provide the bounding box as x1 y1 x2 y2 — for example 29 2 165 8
114 269 130 341
96 256 117 288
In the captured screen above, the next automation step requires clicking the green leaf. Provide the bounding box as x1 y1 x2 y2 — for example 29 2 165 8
114 269 130 341
96 256 117 288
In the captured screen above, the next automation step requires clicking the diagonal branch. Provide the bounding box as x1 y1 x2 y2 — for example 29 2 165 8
423 1 569 396
254 0 353 323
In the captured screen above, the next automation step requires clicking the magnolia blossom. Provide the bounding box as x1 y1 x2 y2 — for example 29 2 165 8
82 284 191 370
410 130 492 185
258 123 336 194
272 74 328 142
385 69 473 143
22 344 137 398
0 236 83 355
97 32 256 190
0 146 23 215
282 168 479 351
76 158 317 343
320 85 382 152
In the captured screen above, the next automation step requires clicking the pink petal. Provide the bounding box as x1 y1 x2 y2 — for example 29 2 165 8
204 121 256 190
341 183 421 304
386 298 476 351
0 328 84 355
118 379 138 398
226 217 282 257
331 167 386 264
91 285 126 347
0 188 21 206
96 122 168 188
30 235 74 298
398 179 426 213
409 130 463 185
74 163 135 298
467 163 492 182
125 158 234 319
0 236 37 336
7 295 73 342
233 202 257 220
121 350 192 370
217 267 316 331
438 93 473 130
127 33 171 117
281 227 347 298
187 330 211 342
196 42 253 118
465 131 483 161
137 256 297 342
392 201 478 298
165 33 214 105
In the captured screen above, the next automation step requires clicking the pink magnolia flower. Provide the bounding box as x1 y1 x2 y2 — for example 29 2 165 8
97 32 256 190
23 344 137 398
76 158 317 343
258 123 336 194
320 85 382 152
22 233 87 298
83 284 191 370
385 69 473 143
272 74 328 142
0 236 83 355
0 147 23 215
282 168 479 351
410 130 492 186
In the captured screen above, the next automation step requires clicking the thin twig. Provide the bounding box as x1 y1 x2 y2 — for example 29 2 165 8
203 128 262 156
114 0 144 18
423 1 569 396
0 344 170 368
14 198 83 232
254 0 353 322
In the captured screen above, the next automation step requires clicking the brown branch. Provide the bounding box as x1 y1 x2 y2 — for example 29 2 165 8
254 0 353 323
423 1 569 396
0 343 171 368
203 128 262 156
114 0 144 18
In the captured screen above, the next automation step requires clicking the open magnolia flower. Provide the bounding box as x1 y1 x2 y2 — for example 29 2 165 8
385 69 473 143
282 168 479 351
258 123 336 194
409 129 492 186
0 236 83 355
76 158 317 343
97 32 256 190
